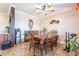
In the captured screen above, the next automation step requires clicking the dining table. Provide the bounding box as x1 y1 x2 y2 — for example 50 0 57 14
29 30 58 56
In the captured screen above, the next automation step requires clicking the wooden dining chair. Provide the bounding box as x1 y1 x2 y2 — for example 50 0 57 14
29 31 35 55
30 31 47 56
43 31 54 54
39 31 43 55
29 31 41 56
39 30 50 55
43 33 49 54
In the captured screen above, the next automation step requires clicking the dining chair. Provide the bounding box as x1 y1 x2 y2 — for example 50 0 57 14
29 31 35 55
29 31 40 56
50 30 58 46
40 30 51 55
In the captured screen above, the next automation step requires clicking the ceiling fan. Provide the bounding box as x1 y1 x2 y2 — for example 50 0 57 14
34 4 55 14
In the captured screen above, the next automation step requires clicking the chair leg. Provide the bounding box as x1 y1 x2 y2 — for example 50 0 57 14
29 45 31 52
33 44 36 56
44 43 47 54
40 48 43 56
51 42 53 51
45 46 47 54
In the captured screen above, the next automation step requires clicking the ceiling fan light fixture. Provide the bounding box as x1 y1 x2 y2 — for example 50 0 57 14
35 4 55 14
42 5 46 10
47 5 55 12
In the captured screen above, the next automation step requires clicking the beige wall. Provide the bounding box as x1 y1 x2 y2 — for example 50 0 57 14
15 10 40 42
15 10 40 34
40 8 79 44
0 12 9 34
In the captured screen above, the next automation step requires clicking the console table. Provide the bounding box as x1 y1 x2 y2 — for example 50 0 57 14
1 33 13 50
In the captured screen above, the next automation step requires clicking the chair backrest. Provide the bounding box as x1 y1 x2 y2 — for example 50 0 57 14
47 30 58 42
39 30 48 43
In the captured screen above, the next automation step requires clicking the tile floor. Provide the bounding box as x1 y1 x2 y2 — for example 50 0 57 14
0 42 79 56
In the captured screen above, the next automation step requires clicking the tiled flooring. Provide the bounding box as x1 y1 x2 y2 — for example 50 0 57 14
0 42 79 56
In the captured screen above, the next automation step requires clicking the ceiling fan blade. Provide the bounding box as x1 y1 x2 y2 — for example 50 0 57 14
35 8 43 13
35 7 42 10
49 9 55 12
34 4 43 9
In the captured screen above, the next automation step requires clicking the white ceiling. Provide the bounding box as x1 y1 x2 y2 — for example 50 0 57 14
0 3 75 17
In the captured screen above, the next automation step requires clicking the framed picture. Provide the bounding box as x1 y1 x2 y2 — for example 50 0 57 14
28 19 33 30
